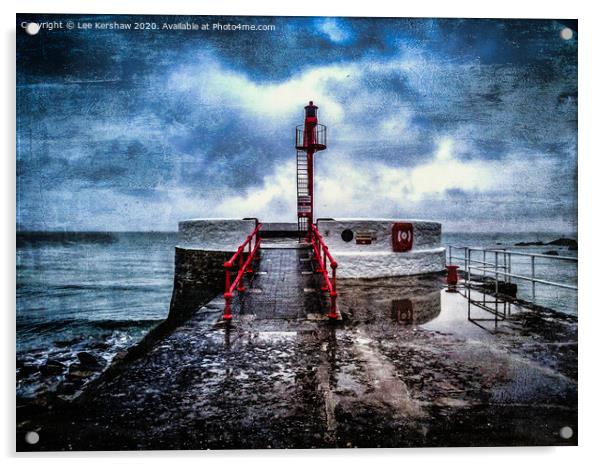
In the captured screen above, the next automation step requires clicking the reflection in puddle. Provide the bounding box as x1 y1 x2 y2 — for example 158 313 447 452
465 287 512 333
336 275 442 326
391 299 413 323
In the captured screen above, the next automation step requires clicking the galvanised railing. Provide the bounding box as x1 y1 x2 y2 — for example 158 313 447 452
447 245 577 302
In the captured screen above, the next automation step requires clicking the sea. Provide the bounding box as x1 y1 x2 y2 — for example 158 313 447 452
16 230 577 399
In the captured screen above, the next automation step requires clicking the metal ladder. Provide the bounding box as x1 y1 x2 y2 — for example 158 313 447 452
297 150 310 234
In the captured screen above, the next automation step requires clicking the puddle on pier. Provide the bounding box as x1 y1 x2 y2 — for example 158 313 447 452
336 274 443 328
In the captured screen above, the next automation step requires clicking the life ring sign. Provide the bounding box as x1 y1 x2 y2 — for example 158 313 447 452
392 222 413 252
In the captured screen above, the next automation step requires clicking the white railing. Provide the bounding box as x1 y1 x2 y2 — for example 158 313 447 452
447 245 578 302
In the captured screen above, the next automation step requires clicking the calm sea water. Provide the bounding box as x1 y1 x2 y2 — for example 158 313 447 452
16 230 577 398
443 232 578 314
16 232 175 397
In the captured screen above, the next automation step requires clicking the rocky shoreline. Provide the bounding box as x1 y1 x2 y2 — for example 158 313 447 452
514 237 577 250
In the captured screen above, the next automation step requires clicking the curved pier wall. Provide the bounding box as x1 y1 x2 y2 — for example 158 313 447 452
168 219 257 323
178 218 258 251
316 218 446 279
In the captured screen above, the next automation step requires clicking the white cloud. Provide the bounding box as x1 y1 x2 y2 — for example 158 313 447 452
194 138 502 222
211 160 297 221
317 18 351 43
315 137 500 212
167 55 351 123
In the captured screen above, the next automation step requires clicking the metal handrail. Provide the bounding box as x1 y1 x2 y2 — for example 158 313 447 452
450 245 577 262
309 223 338 319
223 223 262 320
486 249 577 262
467 265 577 291
295 124 327 150
447 245 577 305
451 255 503 268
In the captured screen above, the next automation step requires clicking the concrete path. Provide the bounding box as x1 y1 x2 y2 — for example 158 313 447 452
17 250 578 450
237 247 325 320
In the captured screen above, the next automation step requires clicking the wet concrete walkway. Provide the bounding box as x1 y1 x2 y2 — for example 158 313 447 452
237 246 325 321
18 249 578 450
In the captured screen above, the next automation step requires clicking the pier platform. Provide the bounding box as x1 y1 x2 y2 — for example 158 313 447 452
17 247 577 450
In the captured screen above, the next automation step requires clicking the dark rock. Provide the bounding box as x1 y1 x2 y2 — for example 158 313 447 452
58 381 81 396
543 250 559 256
55 338 82 348
68 364 96 379
91 341 111 351
514 241 544 246
46 358 66 367
546 238 578 249
40 359 67 376
76 352 103 369
17 364 39 379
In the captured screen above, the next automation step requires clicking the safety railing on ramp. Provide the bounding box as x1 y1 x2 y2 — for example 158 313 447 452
223 223 262 320
309 223 338 319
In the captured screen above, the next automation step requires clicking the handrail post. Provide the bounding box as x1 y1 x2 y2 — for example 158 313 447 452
531 255 535 301
223 260 233 320
328 291 338 319
321 272 329 291
494 251 499 296
224 292 233 320
314 229 324 274
467 248 472 285
483 249 486 280
331 262 337 291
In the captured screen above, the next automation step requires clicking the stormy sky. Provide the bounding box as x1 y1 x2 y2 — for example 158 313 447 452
16 15 577 232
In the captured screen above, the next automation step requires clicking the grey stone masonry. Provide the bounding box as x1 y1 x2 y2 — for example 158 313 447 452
168 248 232 323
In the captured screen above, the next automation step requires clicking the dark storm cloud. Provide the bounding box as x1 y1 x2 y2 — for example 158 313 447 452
16 14 577 231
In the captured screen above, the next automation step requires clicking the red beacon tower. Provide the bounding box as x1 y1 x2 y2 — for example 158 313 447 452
295 101 327 236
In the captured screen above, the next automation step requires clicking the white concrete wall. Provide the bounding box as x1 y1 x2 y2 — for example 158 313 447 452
332 249 446 278
316 218 445 278
177 218 258 252
316 218 441 251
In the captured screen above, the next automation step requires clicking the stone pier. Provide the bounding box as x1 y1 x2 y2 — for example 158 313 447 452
16 219 577 450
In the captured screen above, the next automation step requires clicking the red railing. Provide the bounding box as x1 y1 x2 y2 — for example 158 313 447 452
223 223 262 320
308 223 338 319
